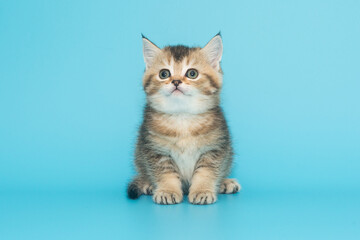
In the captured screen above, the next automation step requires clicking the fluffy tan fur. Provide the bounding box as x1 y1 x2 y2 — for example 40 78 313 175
127 34 240 205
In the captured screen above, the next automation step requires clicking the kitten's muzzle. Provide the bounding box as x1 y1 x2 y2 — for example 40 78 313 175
171 79 182 87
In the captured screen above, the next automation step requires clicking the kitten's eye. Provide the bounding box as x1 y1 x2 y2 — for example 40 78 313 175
185 69 198 79
159 69 171 79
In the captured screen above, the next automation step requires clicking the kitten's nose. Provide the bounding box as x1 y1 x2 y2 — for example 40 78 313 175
172 80 182 87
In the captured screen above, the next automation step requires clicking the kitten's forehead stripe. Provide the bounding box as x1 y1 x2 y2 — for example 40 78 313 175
166 54 172 65
165 45 197 62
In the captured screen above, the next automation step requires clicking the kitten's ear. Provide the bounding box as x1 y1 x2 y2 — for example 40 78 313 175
201 34 223 70
142 35 161 69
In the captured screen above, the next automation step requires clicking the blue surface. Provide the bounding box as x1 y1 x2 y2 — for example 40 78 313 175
0 0 359 239
1 190 359 240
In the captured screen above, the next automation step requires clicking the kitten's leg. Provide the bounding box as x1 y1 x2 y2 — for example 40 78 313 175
150 156 183 205
219 178 241 194
188 150 224 205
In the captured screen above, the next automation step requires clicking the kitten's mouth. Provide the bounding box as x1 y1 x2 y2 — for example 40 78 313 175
171 88 184 95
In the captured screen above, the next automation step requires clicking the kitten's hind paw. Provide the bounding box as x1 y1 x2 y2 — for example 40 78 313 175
142 183 153 195
153 190 183 205
219 178 241 194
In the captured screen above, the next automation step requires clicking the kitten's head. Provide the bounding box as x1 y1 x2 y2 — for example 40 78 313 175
142 34 223 114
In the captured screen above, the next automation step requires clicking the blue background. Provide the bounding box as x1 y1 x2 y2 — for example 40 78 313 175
1 0 359 239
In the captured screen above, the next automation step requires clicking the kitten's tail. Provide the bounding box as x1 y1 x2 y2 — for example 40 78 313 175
127 177 143 199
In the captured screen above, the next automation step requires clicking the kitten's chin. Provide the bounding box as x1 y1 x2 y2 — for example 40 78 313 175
148 93 215 114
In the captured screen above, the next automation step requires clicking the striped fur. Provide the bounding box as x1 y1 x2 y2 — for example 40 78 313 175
128 34 240 204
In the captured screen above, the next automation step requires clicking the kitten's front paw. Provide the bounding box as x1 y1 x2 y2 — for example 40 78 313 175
188 190 217 205
153 190 183 205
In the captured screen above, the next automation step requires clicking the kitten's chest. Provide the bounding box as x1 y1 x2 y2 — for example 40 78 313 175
169 137 204 183
150 113 216 182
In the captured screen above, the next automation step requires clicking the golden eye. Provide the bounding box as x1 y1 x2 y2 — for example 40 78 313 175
159 69 171 79
186 69 198 79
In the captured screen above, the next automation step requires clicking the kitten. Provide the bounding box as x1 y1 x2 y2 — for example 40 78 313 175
127 33 241 205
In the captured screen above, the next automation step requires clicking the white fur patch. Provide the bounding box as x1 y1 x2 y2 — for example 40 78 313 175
170 145 201 183
149 93 212 114
148 81 215 115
